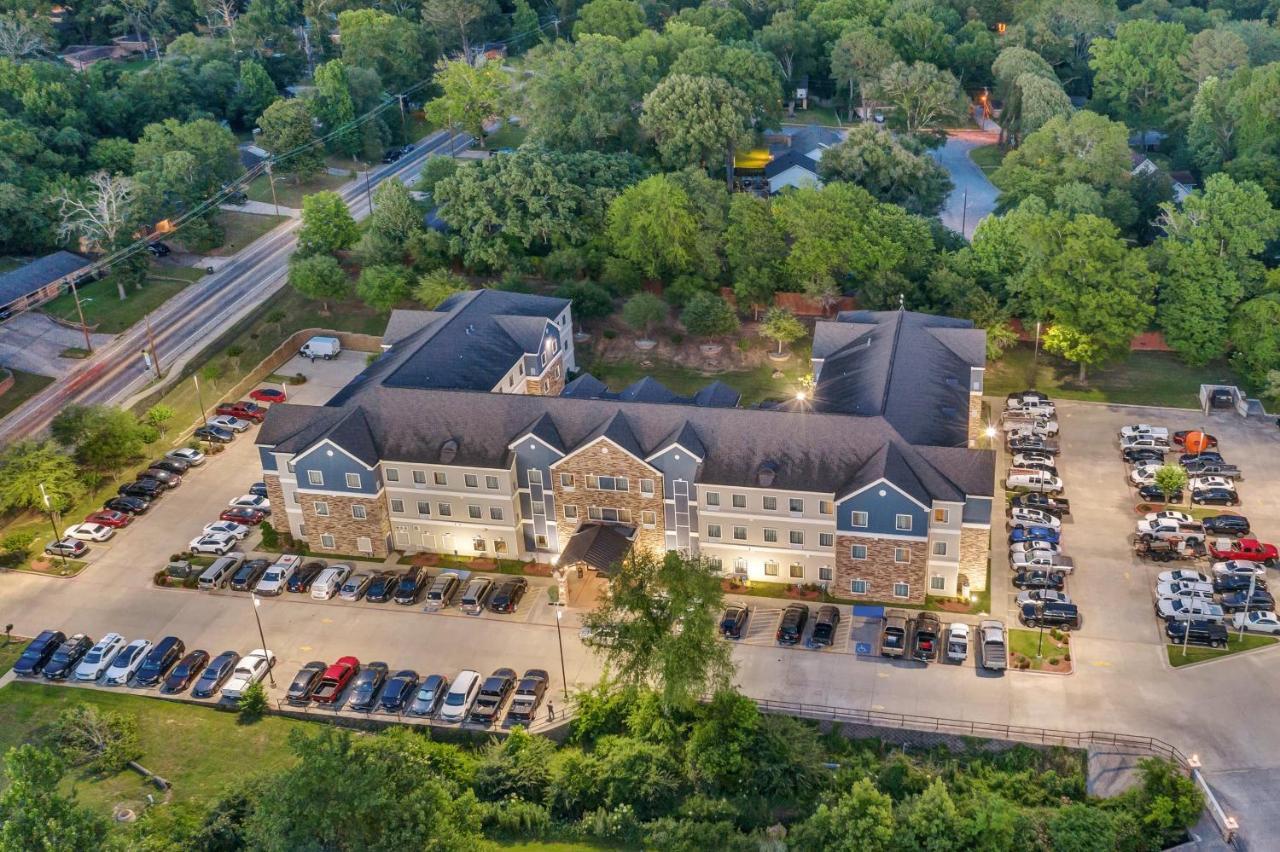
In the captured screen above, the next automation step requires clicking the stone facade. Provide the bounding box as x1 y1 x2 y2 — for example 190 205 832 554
550 439 665 553
835 534 928 604
525 354 565 396
263 474 289 534
296 491 392 557
968 392 983 447
959 526 989 592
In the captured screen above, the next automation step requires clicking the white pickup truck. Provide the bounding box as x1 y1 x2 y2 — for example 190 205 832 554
979 620 1008 671
1005 468 1064 494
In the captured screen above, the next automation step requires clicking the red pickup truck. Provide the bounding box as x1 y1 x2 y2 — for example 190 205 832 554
1208 538 1278 565
312 656 359 704
214 401 267 423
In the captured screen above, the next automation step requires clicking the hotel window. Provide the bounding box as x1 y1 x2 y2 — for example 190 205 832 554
733 526 747 541
535 534 548 548
764 560 779 576
313 501 329 516
356 536 372 553
708 556 723 571
486 475 499 490
588 507 630 523
351 505 366 520
851 511 869 527
895 514 913 532
850 544 868 560
320 533 336 549
434 472 447 486
494 540 508 554
416 501 430 516
560 473 574 488
640 479 654 495
390 498 405 513
789 530 804 546
932 541 948 556
464 474 478 488
733 557 747 574
438 503 452 517
413 470 426 485
705 491 720 507
763 528 778 543
345 473 361 488
819 500 833 515
893 582 910 598
819 532 834 548
819 565 833 581
789 563 804 578
473 537 486 552
490 507 504 521
930 575 947 591
385 468 399 482
732 494 746 509
589 475 629 492
707 524 722 539
307 470 324 486
894 547 910 563
641 510 657 527
529 470 542 485
851 579 868 594
564 505 578 520
789 498 804 513
292 491 300 504
933 508 950 524
467 505 481 519
763 496 777 511
533 498 545 515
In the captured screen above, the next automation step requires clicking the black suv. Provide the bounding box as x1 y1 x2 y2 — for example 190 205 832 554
286 661 326 705
1013 570 1066 591
469 668 516 725
809 605 841 648
104 495 149 515
720 604 749 639
776 604 809 645
1019 601 1081 630
349 662 389 711
1192 487 1238 506
365 571 399 603
1138 484 1182 504
1123 447 1167 464
42 633 93 680
135 637 186 687
393 567 428 605
13 629 66 677
1165 619 1228 647
489 578 528 613
287 561 327 593
1202 514 1250 536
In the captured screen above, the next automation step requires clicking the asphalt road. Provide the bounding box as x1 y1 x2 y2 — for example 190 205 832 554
0 130 472 446
931 129 1000 239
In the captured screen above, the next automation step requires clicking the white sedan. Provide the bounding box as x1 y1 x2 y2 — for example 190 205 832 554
1233 611 1280 635
1190 476 1235 491
202 521 250 541
221 649 276 700
1155 581 1215 601
1129 462 1164 485
64 522 115 542
166 447 205 465
208 415 252 433
1010 540 1061 556
228 494 270 514
103 638 152 686
189 532 238 555
1213 560 1266 578
74 632 125 681
1146 511 1195 525
1157 569 1210 585
1008 508 1060 530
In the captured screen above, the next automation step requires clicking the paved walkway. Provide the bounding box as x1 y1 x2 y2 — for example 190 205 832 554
931 129 1001 239
218 200 300 218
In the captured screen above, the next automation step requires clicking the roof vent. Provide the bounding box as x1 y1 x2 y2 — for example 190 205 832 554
439 439 458 463
465 324 475 335
945 376 959 387
756 461 777 487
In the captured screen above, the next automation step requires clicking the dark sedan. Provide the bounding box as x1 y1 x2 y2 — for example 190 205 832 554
720 604 749 639
41 633 92 680
1192 487 1239 506
364 571 399 603
348 662 389 711
1203 514 1250 536
162 650 210 694
194 425 234 444
149 458 190 474
13 629 66 677
138 469 181 490
1213 574 1266 594
489 578 528 613
286 661 327 705
287 561 327 593
1012 570 1066 591
104 496 149 515
392 567 427 605
230 558 271 591
379 670 419 712
1137 484 1182 504
1123 447 1167 464
191 650 240 698
1180 451 1224 466
409 674 449 717
118 480 164 501
1220 589 1276 613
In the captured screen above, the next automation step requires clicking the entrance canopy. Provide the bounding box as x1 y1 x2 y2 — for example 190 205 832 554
558 523 635 577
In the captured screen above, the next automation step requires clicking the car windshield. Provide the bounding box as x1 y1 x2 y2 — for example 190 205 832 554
264 569 281 581
445 690 466 706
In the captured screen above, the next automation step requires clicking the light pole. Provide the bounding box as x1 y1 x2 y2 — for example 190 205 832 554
193 373 208 425
38 483 66 570
1238 572 1256 640
555 608 568 700
251 594 276 686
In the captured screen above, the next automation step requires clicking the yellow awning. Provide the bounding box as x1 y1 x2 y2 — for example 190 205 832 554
734 149 772 170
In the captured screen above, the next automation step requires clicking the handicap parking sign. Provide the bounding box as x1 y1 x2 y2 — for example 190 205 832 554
855 642 872 655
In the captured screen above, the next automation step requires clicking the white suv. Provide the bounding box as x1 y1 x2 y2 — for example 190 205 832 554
439 670 481 722
75 632 125 681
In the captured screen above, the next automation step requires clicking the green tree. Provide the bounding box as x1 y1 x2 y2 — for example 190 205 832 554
622 292 666 339
757 10 818 113
1153 464 1188 500
1122 758 1205 848
237 682 268 721
669 41 783 128
0 745 108 852
1187 76 1236 173
473 726 557 802
680 292 738 339
50 405 151 473
1158 173 1280 286
338 8 432 92
896 778 962 852
1155 242 1240 366
424 58 508 149
1089 20 1190 142
1048 803 1118 852
289 254 351 312
817 124 953 216
573 0 644 40
725 194 788 313
312 60 359 156
791 778 897 851
992 46 1061 146
683 692 760 793
231 59 278 128
831 29 897 117
368 179 423 245
510 0 540 53
133 117 240 207
50 703 141 775
297 191 358 256
0 440 82 513
143 404 174 436
640 75 751 190
413 156 460 198
1181 28 1249 87
580 550 731 709
872 61 967 138
356 264 412 311
760 308 806 355
553 280 613 322
414 268 469 308
606 175 701 281
1229 295 1280 385
258 99 322 178
992 111 1133 211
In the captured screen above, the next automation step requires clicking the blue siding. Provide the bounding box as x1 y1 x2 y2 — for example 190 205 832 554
258 447 278 472
293 442 379 494
513 438 562 552
836 482 927 537
962 496 992 525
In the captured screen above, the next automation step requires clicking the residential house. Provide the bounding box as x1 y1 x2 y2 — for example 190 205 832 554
0 252 93 318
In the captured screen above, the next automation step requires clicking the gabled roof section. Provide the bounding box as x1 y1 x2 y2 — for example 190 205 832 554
692 381 740 408
383 309 445 347
314 407 379 467
0 251 90 306
581 410 645 459
765 149 819 179
493 314 551 353
812 320 874 361
511 411 565 454
558 523 635 576
562 373 609 398
617 377 679 404
650 420 706 462
840 443 928 505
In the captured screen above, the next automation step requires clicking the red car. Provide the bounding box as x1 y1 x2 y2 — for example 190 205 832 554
215 401 266 423
248 387 287 404
312 656 360 704
84 509 133 528
220 506 266 525
1208 537 1278 565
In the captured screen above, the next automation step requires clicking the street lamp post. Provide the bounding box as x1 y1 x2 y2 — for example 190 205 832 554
555 609 568 700
38 483 66 570
251 594 276 686
193 373 208 425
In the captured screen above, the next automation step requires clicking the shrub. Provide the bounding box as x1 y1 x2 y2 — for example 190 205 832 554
600 256 642 295
259 524 279 550
578 803 641 844
414 268 469 308
553 281 614 322
622 293 666 337
226 345 244 359
496 271 534 293
479 798 551 838
50 704 141 774
238 682 269 721
680 292 739 339
665 275 712 307
1049 657 1060 665
542 247 586 281
602 328 618 339
0 531 37 567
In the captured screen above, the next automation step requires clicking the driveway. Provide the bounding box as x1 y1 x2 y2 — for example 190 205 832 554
273 351 369 405
0 313 114 377
931 130 1000 239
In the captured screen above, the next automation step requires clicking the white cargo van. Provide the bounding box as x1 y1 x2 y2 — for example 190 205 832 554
300 336 341 360
198 552 244 590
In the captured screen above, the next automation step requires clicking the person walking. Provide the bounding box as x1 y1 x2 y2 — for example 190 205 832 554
546 701 555 722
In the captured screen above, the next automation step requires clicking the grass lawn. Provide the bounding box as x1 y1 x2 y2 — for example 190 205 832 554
784 104 846 126
0 367 54 420
1166 633 1278 667
41 267 205 335
969 144 1005 174
485 123 529 150
0 638 30 676
585 350 811 407
406 112 436 142
723 578 986 615
246 171 349 209
208 211 286 256
0 682 312 818
985 344 1246 410
1008 627 1072 672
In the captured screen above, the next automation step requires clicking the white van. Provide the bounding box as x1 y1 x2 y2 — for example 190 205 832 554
439 669 482 722
198 552 244 590
311 564 353 600
300 336 341 360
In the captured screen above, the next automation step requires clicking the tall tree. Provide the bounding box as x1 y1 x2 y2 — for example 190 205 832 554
572 0 645 40
1180 28 1249 87
816 124 953 216
790 778 897 851
725 194 788 312
0 13 48 60
356 264 412 310
1187 76 1237 173
289 254 351 312
53 172 137 301
421 0 491 61
872 61 967 138
312 60 359 156
1229 294 1280 385
50 404 151 473
231 59 278 128
1088 20 1190 143
0 440 82 513
606 174 700 280
424 57 507 149
258 99 322 178
760 307 806 355
640 74 751 189
297 191 359 256
367 179 423 245
1156 173 1280 286
756 10 818 114
830 29 897 118
1155 242 1240 366
670 41 783 128
992 110 1132 210
339 8 432 92
0 746 107 852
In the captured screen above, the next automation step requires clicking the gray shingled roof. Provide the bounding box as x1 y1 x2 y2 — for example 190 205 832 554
0 252 90 307
558 523 635 575
383 309 444 347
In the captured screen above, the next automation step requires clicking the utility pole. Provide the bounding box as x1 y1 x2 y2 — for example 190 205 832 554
193 372 208 424
363 168 373 212
143 312 161 379
251 595 277 686
265 161 281 218
960 186 969 237
70 279 92 353
555 608 568 699
39 483 67 571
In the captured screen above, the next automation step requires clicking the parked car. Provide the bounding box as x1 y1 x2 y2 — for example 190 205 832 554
286 560 327 593
194 425 234 444
1009 493 1069 516
1192 486 1240 506
979 620 1008 671
1009 526 1061 546
1010 551 1074 573
1135 519 1205 545
103 638 153 685
1129 462 1163 485
1120 424 1169 440
13 629 66 677
469 668 517 725
63 522 114 542
312 656 359 704
379 670 419 712
74 633 125 681
41 633 92 680
1155 581 1216 601
1181 457 1239 477
1016 589 1072 606
1120 435 1170 451
1220 588 1276 613
207 415 251 433
1123 446 1168 464
119 480 164 501
1208 538 1278 565
945 623 969 663
1232 611 1280 635
1012 570 1066 591
1189 475 1236 492
364 571 399 603
138 468 181 489
392 566 428 605
1009 540 1061 557
506 669 549 723
166 447 205 465
103 496 149 515
409 674 450 717
221 649 276 701
460 577 493 614
440 670 482 722
1021 601 1081 630
162 650 210 694
1157 569 1210 585
424 571 460 609
229 558 271 591
149 457 190 474
228 494 270 514
311 564 352 600
1138 485 1183 504
191 650 240 698
1174 430 1217 448
776 603 809 645
254 555 301 595
220 506 266 525
1165 619 1228 646
189 532 238 555
1007 436 1060 456
44 538 88 558
84 510 132 529
880 610 909 657
1213 560 1267 578
911 613 941 662
489 578 528 613
1012 451 1057 467
1005 470 1063 494
285 661 327 705
249 482 268 498
1213 574 1264 594
248 387 287 404
134 636 185 687
1202 515 1250 536
146 240 171 256
215 401 266 422
348 662 389 712
339 571 373 601
720 604 749 639
202 521 250 541
1008 508 1060 530
1156 598 1225 622
809 605 841 648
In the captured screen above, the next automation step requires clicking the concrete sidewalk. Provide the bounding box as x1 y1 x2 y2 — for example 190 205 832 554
218 200 300 218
